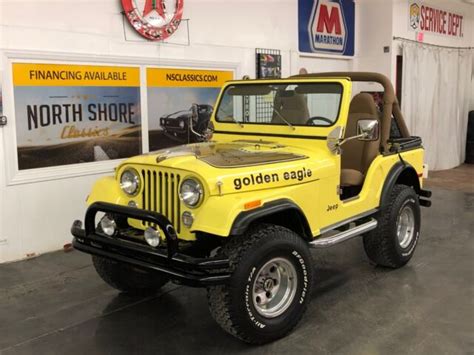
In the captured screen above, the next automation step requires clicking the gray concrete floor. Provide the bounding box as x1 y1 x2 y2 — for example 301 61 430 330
1 187 473 355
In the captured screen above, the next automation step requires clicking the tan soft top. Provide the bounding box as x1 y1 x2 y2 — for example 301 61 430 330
291 72 410 153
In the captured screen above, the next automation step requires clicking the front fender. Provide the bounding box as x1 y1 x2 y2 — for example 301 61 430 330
229 199 310 237
86 176 127 206
189 187 314 238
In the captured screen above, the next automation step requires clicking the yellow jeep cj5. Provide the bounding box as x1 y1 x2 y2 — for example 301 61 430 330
72 72 431 344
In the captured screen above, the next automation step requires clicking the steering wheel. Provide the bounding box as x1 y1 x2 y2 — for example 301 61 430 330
305 116 333 126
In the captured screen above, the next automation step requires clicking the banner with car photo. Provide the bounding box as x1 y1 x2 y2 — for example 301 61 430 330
147 67 233 151
13 63 141 170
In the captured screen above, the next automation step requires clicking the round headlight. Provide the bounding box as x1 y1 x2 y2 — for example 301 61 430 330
144 227 160 247
100 215 116 236
179 178 203 207
179 120 185 128
182 211 194 228
120 169 140 196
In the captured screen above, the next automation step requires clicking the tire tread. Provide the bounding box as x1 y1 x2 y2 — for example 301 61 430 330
363 184 419 268
207 224 311 344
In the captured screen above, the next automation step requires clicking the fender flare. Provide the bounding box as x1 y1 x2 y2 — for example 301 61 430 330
230 198 312 238
380 161 421 208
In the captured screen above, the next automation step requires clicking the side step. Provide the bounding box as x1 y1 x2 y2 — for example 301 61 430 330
310 218 378 249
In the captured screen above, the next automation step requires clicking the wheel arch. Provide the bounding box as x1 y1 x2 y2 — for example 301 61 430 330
380 161 421 208
230 199 313 240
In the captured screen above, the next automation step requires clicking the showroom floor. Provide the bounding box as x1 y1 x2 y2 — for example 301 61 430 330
1 183 473 354
425 164 474 193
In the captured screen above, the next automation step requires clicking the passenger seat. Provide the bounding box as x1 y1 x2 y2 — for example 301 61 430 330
341 93 380 187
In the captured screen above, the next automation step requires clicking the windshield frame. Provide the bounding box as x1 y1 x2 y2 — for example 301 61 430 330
214 81 344 128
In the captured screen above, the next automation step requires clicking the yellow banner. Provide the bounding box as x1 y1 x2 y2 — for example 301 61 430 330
147 68 233 88
13 63 140 87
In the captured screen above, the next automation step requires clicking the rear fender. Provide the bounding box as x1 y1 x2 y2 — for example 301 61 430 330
380 162 423 208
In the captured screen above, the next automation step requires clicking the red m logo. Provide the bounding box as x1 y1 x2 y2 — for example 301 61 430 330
316 4 342 35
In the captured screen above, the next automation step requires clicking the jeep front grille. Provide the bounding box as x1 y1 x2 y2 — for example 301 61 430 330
141 169 181 233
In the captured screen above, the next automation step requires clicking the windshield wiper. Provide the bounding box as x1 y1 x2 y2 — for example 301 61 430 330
274 107 295 130
217 114 243 127
232 116 244 128
228 116 243 127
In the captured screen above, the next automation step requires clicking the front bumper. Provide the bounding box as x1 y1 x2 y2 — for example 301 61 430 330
71 202 230 287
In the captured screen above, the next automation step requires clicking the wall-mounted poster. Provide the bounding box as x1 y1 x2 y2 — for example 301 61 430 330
298 0 355 56
147 68 233 150
408 2 464 38
257 54 282 79
13 63 141 170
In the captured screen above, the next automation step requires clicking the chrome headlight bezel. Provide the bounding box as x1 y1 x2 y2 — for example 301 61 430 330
100 215 117 237
179 178 204 208
120 168 141 196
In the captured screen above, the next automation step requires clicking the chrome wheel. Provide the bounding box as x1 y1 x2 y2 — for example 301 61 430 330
397 204 415 248
252 257 297 318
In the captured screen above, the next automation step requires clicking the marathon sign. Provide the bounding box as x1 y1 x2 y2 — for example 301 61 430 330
409 2 464 38
299 0 354 56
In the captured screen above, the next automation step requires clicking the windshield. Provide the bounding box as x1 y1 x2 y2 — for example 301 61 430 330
216 82 342 127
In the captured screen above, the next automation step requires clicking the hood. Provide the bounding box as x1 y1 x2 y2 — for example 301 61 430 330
163 110 191 119
151 141 307 168
122 140 334 195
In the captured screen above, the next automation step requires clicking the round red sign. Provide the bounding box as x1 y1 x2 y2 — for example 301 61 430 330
121 0 184 41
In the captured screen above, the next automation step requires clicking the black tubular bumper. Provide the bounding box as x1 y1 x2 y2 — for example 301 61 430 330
71 202 230 287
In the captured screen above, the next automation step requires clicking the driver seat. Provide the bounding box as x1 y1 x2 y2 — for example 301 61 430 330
272 93 309 125
341 93 380 187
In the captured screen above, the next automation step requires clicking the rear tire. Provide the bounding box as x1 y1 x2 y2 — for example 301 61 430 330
207 224 313 344
92 256 169 295
363 184 421 268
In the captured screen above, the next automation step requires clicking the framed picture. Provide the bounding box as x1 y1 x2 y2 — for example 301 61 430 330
147 67 233 150
12 63 142 170
256 53 281 79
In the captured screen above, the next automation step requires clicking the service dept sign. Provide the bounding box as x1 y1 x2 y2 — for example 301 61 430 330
408 1 464 38
299 0 354 56
121 0 184 41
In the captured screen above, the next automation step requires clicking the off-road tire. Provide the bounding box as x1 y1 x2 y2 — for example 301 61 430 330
363 184 421 268
92 256 169 295
207 224 313 344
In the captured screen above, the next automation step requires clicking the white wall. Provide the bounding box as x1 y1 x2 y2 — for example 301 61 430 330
354 0 394 78
0 0 290 77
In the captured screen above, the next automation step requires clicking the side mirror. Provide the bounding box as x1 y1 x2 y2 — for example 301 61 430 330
357 119 379 141
327 126 344 154
188 104 214 141
203 121 215 141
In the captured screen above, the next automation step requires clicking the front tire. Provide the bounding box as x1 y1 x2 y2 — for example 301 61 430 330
207 224 313 344
92 256 169 295
363 184 421 268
